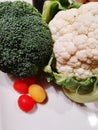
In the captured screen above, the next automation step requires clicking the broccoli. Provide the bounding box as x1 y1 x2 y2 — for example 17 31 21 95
0 1 53 78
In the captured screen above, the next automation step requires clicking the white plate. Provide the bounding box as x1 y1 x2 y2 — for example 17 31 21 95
0 70 98 130
0 0 98 130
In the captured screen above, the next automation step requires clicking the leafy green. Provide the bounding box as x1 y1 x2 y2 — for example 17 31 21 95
58 77 97 95
42 1 60 23
42 0 82 23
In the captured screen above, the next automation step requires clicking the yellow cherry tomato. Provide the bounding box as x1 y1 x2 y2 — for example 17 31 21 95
28 84 47 103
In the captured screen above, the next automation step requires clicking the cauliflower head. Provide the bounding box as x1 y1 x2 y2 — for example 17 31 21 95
44 2 98 103
49 2 98 80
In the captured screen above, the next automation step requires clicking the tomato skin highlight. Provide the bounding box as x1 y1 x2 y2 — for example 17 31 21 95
18 95 35 112
13 80 28 94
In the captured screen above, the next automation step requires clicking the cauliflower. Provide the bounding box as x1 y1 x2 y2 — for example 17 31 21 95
44 2 98 103
49 2 98 80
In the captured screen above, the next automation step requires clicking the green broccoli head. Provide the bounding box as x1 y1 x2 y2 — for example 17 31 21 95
0 1 53 78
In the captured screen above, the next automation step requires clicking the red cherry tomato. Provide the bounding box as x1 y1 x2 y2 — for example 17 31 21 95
22 76 37 86
18 95 35 112
13 80 28 94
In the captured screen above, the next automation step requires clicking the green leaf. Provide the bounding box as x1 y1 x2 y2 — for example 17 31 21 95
58 77 79 93
42 0 82 23
57 77 97 95
59 0 70 7
68 2 82 9
78 77 96 94
42 1 60 23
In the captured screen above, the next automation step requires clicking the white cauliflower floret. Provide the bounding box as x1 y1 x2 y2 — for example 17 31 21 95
49 2 98 79
49 9 78 41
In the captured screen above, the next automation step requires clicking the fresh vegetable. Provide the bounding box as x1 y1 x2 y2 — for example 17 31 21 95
44 2 98 103
13 80 28 94
0 1 53 78
42 0 82 23
13 77 47 112
18 94 36 112
28 84 47 103
21 76 37 86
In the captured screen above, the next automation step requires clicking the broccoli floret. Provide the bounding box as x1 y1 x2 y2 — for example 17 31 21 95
0 1 53 78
